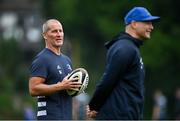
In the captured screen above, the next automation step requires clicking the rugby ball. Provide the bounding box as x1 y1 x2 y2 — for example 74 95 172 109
66 68 89 96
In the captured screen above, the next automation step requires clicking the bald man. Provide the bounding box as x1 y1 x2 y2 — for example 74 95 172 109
29 19 81 120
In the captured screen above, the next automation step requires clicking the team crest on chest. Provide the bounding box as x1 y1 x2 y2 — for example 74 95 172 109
57 65 62 74
66 64 72 71
140 58 144 69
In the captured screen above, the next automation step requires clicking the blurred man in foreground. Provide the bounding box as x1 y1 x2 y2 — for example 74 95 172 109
87 7 160 120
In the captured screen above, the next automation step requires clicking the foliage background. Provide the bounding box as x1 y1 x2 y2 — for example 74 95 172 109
0 0 180 119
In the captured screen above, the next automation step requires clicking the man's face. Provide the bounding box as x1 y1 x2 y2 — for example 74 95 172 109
134 21 154 40
43 21 64 48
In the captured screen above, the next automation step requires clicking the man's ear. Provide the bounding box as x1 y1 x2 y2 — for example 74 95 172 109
42 33 47 40
131 21 138 29
131 21 136 28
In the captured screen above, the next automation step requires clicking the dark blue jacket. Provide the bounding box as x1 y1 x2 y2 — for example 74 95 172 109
89 32 145 120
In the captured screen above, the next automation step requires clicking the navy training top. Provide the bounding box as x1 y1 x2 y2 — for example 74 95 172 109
30 48 73 120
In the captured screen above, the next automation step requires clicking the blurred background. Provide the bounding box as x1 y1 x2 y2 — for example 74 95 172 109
0 0 180 120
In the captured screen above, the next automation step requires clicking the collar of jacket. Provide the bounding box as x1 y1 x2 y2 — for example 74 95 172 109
105 32 144 49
